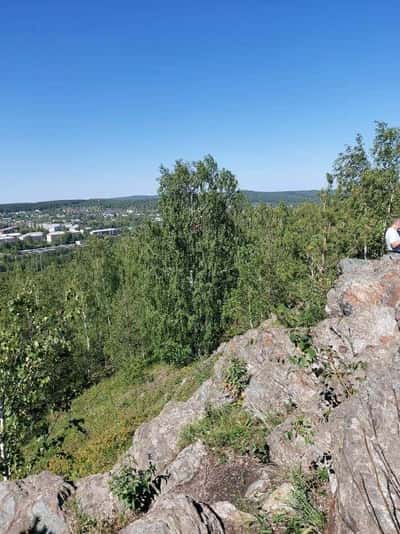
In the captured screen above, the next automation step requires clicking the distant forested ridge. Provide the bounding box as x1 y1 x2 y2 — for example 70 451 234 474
241 189 320 205
0 190 319 213
0 195 159 213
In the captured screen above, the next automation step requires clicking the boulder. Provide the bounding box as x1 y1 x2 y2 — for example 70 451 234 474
261 482 295 515
328 257 400 316
212 501 257 533
244 467 273 501
74 472 123 521
161 440 209 496
161 441 264 505
0 471 73 534
128 379 229 472
120 494 224 533
312 305 399 358
215 325 321 418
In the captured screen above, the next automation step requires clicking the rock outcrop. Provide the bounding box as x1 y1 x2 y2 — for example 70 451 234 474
127 379 230 473
3 255 400 533
0 472 73 534
120 495 225 534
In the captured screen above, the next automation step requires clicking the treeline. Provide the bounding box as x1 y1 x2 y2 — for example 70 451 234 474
0 190 318 215
0 196 158 214
0 121 399 478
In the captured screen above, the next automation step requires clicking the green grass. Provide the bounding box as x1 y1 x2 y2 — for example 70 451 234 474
257 467 327 534
23 357 215 479
180 404 283 462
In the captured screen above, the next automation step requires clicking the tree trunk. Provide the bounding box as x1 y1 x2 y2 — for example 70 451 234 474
0 400 8 480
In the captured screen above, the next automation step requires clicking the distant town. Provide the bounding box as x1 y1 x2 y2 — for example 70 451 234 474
0 189 319 260
0 197 160 259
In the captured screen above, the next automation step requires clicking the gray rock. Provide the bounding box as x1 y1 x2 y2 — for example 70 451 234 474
330 360 400 533
0 471 73 534
244 468 272 501
328 257 400 317
267 413 331 471
120 494 224 533
74 472 123 521
212 501 257 533
128 379 229 473
261 482 294 514
338 258 376 274
215 325 321 419
312 305 399 358
161 440 209 496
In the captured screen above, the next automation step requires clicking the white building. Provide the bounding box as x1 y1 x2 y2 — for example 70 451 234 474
19 232 45 242
43 223 64 232
0 233 22 246
47 231 66 244
0 226 18 234
89 228 120 237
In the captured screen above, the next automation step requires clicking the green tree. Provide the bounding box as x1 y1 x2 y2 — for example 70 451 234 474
133 156 244 364
0 282 74 478
327 121 400 258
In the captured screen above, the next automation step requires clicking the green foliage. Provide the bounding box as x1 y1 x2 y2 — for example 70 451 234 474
223 358 250 398
110 462 164 512
285 416 315 445
255 513 274 534
0 281 76 477
23 357 215 478
180 404 280 462
289 332 317 368
287 468 327 533
132 155 244 364
316 465 330 483
257 468 327 533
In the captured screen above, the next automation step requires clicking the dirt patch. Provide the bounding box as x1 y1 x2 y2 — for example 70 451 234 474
170 452 265 504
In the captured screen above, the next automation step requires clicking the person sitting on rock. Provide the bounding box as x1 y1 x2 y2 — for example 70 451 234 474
385 219 400 252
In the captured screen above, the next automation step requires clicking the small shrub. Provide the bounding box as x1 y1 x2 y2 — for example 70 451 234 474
110 462 165 512
316 465 330 483
285 415 315 445
223 357 250 398
289 332 317 368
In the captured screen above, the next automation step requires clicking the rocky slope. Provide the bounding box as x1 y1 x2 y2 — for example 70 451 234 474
2 255 400 533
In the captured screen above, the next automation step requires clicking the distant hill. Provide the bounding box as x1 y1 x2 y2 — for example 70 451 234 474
0 196 158 213
241 190 320 205
0 190 319 213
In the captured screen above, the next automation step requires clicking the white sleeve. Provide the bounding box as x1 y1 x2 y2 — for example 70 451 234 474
387 227 399 246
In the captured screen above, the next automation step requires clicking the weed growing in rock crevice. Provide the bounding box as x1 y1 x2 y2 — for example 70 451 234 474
256 467 327 533
67 498 133 533
223 357 250 399
110 462 167 512
285 415 315 445
289 331 317 368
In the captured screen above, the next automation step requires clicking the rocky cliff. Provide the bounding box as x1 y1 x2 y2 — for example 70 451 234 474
2 256 400 533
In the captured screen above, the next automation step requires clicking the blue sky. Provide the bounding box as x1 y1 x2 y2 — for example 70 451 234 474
1 0 399 203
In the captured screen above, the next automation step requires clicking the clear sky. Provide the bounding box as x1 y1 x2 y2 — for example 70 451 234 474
1 0 399 203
